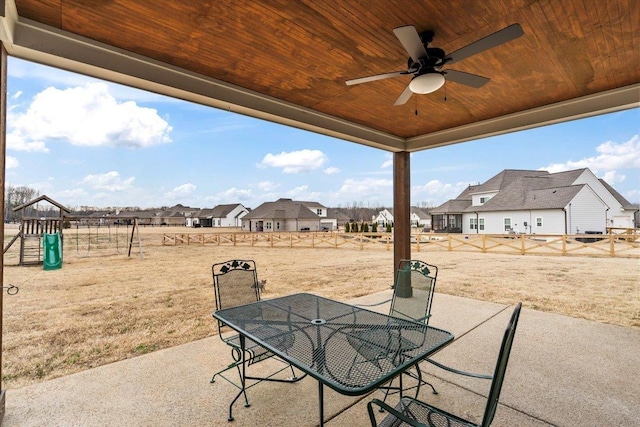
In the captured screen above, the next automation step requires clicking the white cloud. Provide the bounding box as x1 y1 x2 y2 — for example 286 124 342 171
7 132 49 152
381 153 393 169
82 171 135 192
258 149 328 173
412 180 469 201
286 185 321 200
542 135 639 174
12 90 22 100
8 82 173 151
601 170 626 184
625 188 640 202
217 187 253 201
337 178 393 199
6 156 19 169
257 181 279 191
165 183 196 199
56 188 88 199
324 167 340 175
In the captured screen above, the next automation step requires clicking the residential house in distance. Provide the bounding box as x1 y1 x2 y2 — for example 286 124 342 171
156 204 198 227
374 208 394 228
242 198 322 232
192 204 249 228
298 201 337 230
430 168 637 235
326 208 350 230
374 207 431 229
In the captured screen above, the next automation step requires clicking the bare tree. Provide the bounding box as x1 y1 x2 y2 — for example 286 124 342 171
4 185 39 222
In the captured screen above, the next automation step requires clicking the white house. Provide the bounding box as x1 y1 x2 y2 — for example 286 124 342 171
194 204 248 227
242 198 322 232
375 208 394 228
298 201 336 230
374 207 431 229
430 169 637 235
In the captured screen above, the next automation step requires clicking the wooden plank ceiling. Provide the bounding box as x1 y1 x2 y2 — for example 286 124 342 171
6 0 640 151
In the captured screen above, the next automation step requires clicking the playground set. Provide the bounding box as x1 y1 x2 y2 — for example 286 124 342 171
4 195 142 268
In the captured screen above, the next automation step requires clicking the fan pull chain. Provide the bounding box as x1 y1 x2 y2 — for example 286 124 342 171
415 96 418 116
444 81 447 101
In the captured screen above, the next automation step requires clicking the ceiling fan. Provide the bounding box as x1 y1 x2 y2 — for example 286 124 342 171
345 24 524 106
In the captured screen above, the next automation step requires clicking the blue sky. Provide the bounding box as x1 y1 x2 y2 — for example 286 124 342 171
6 57 639 210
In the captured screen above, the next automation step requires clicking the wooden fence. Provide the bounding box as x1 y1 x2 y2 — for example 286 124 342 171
162 231 640 258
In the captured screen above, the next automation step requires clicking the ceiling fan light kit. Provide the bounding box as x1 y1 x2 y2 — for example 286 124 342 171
409 73 445 94
345 23 524 105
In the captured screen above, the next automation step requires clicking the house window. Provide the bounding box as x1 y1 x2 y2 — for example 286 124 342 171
470 218 477 230
504 218 511 232
265 221 272 230
536 217 543 227
316 209 322 215
479 218 485 231
480 196 490 204
276 221 281 230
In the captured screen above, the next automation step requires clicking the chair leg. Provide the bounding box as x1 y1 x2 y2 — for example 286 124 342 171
210 360 241 383
288 364 299 380
414 365 438 395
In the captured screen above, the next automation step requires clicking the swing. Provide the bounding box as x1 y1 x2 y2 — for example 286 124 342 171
115 221 130 254
75 221 90 257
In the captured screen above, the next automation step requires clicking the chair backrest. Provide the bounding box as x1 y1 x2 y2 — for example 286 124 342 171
389 259 437 324
481 302 522 427
212 259 260 333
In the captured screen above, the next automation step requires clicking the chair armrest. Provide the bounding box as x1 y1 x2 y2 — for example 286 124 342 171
367 398 427 427
354 298 392 308
425 358 493 380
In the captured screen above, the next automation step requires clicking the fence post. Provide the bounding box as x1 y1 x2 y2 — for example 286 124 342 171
520 235 525 255
610 234 615 257
562 235 566 255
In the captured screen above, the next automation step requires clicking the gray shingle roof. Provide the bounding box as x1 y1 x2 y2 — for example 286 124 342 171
431 168 614 214
430 199 472 214
599 179 636 209
243 198 320 220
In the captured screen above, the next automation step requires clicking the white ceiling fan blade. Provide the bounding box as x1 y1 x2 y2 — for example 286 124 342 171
445 70 490 88
393 85 414 106
345 71 407 86
447 24 524 64
393 25 428 63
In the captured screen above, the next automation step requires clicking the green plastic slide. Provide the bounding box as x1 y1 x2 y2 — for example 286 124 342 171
43 232 63 270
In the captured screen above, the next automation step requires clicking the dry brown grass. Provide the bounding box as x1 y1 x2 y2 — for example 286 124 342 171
2 226 639 389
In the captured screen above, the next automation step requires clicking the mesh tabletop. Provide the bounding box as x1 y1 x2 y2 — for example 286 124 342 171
214 293 454 395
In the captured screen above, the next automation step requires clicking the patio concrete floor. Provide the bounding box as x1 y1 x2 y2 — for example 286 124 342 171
4 291 639 426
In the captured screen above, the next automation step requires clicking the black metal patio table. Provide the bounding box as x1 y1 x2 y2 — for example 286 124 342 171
213 292 454 425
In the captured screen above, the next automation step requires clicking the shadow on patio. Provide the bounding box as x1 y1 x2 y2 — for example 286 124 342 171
5 291 639 426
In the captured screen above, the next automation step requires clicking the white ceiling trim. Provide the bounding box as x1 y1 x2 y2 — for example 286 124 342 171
406 84 640 152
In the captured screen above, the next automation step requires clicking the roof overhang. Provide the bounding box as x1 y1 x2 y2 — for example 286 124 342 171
2 1 638 153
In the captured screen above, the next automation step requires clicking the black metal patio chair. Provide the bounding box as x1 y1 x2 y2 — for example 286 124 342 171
367 302 522 427
349 259 439 401
210 259 304 420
